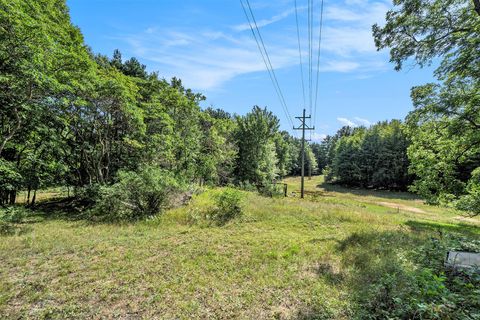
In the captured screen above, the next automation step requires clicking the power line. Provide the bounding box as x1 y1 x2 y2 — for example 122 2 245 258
308 0 314 140
308 0 313 118
240 0 294 129
294 0 306 111
313 0 325 130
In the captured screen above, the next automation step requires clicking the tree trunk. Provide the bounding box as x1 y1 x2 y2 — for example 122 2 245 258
31 190 37 207
27 188 31 205
9 190 16 205
0 107 21 157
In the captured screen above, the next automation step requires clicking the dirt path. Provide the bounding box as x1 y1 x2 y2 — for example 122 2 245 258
376 201 426 214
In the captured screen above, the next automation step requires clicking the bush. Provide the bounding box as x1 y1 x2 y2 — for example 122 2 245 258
0 206 28 223
258 183 284 198
237 181 257 192
91 166 182 221
212 188 243 224
0 221 15 236
455 167 480 216
188 188 244 226
354 234 480 319
323 166 335 183
74 183 102 204
0 206 30 236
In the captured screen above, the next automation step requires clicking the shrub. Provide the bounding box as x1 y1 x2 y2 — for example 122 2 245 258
74 183 102 204
0 206 30 236
323 166 335 183
188 188 244 226
354 234 480 319
0 221 15 236
258 183 284 197
0 206 28 223
455 167 480 216
91 166 182 221
212 188 243 224
237 181 257 192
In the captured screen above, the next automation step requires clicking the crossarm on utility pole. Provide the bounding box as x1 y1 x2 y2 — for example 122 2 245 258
293 108 315 199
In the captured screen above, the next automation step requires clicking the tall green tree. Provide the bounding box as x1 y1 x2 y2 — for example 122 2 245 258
374 0 480 209
235 106 280 186
0 0 94 202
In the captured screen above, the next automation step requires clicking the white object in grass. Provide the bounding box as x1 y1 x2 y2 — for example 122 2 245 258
445 251 480 270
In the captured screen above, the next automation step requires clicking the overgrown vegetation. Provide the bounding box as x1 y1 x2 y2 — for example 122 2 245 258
346 232 480 319
318 120 411 190
90 167 183 221
1 176 478 319
1 0 480 318
188 188 244 226
211 188 244 224
0 0 317 218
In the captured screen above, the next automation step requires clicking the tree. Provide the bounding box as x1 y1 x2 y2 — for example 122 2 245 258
373 0 480 79
374 0 480 209
235 106 280 186
310 142 329 173
327 122 411 189
0 0 94 202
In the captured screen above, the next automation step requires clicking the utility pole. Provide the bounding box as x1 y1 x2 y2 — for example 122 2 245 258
294 109 314 199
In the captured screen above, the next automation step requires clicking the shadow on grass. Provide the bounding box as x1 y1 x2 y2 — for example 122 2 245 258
295 219 480 319
0 222 33 237
29 197 92 222
406 220 480 237
318 181 421 201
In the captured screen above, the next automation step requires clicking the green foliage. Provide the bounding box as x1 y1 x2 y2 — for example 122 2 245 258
327 121 411 189
258 183 285 198
0 206 28 224
211 188 243 224
405 80 480 205
0 159 21 204
375 0 480 212
310 142 328 173
349 233 480 319
91 167 182 221
0 0 316 207
373 0 480 79
455 168 480 215
188 188 244 226
74 184 102 204
235 106 280 187
0 206 29 235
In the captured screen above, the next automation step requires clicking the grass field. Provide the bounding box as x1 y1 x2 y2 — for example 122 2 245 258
1 176 479 319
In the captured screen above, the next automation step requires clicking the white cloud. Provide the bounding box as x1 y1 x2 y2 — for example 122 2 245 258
354 117 372 126
337 117 357 127
233 6 305 32
123 29 299 90
337 117 372 127
322 60 360 73
116 0 391 91
311 132 327 142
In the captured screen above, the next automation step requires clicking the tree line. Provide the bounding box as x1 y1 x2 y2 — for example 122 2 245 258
0 0 319 207
1 0 479 216
310 120 411 190
307 0 480 215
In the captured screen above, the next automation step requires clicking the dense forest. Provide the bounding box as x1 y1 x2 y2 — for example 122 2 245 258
0 0 321 215
312 0 480 216
0 0 479 218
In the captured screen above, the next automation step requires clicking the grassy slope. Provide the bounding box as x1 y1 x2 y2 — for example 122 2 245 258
1 177 479 319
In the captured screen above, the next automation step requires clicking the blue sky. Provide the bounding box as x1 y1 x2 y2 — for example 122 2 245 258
67 0 435 139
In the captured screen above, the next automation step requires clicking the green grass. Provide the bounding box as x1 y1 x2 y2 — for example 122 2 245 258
1 176 479 319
